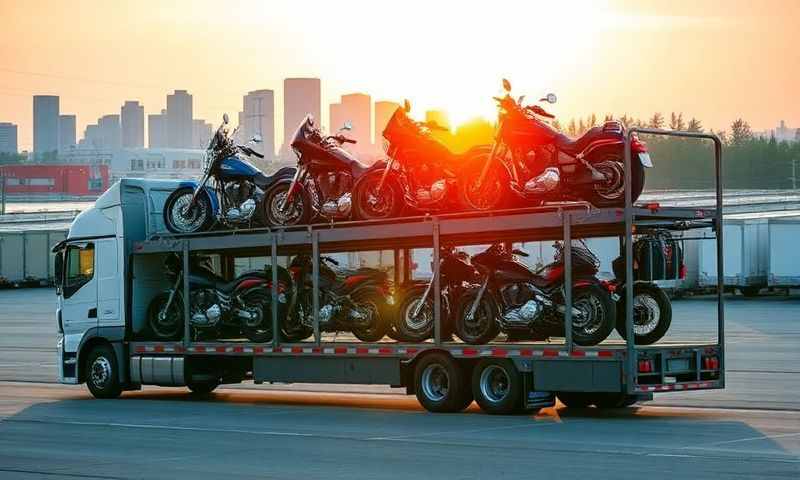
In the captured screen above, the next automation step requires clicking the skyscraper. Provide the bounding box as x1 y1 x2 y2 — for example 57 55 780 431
374 100 400 150
167 90 193 148
242 89 275 159
192 119 213 150
33 95 59 156
339 93 371 149
148 109 168 148
57 114 76 151
283 78 320 153
0 123 18 154
121 101 145 148
329 102 344 135
98 114 121 149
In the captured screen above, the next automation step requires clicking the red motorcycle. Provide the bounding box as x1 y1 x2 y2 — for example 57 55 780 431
352 100 491 220
461 79 652 211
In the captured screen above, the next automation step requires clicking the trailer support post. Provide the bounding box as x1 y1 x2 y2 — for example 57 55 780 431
714 136 725 387
182 241 191 348
271 234 279 349
563 213 573 352
624 132 636 394
432 219 441 346
312 231 321 346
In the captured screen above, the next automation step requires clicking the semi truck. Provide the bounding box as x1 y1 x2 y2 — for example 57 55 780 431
53 129 726 414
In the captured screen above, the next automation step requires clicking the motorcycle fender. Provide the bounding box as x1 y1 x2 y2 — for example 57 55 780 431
177 181 220 214
348 284 390 302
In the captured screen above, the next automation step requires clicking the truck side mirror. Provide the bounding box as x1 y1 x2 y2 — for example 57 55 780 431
54 251 64 292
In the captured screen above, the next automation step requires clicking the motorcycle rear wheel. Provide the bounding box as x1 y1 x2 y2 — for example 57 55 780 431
240 290 273 343
584 153 645 208
350 290 390 342
615 282 672 345
163 187 214 234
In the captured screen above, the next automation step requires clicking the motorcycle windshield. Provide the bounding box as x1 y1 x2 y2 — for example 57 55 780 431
382 107 416 144
290 115 315 147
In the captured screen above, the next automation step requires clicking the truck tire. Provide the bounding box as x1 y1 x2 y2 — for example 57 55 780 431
85 344 122 399
414 353 471 413
187 380 219 395
472 359 522 415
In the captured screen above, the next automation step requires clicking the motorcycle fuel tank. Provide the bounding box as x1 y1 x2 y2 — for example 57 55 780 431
493 259 536 284
218 155 260 180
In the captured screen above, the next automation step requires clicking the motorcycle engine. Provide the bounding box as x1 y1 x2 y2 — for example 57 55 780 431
415 179 447 203
190 289 222 328
318 303 339 325
500 283 544 327
318 172 353 218
225 181 259 222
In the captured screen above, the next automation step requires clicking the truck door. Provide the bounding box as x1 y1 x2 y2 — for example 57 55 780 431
61 242 98 348
95 238 121 328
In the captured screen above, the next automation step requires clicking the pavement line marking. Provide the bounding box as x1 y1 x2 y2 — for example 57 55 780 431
367 420 560 441
646 453 697 458
5 418 314 438
709 432 800 445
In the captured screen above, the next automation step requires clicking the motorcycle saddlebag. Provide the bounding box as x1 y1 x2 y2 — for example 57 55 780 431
612 231 683 281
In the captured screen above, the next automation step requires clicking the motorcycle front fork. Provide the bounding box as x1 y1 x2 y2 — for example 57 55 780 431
411 270 437 318
160 274 183 319
466 276 491 320
279 168 303 211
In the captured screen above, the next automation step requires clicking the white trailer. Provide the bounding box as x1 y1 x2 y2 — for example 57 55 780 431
767 216 800 287
698 216 768 295
0 225 68 285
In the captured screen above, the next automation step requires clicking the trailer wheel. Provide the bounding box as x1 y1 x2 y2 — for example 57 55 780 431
187 380 219 396
557 392 592 409
472 359 521 415
414 353 471 413
85 344 122 399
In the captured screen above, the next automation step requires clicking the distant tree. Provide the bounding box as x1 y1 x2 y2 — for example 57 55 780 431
578 118 586 135
588 113 597 128
633 118 646 128
619 114 632 127
567 119 577 137
687 118 703 132
604 114 613 122
669 112 685 131
551 119 562 131
730 118 752 146
648 113 665 129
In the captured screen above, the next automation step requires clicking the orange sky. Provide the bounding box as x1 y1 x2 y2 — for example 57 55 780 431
1 0 798 150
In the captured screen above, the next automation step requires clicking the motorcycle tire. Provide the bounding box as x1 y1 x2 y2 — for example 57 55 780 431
240 290 273 343
264 181 311 227
163 187 214 234
571 284 616 346
454 289 500 345
146 292 184 341
584 153 645 208
350 289 390 342
615 282 672 345
353 174 403 220
395 285 435 342
459 153 509 212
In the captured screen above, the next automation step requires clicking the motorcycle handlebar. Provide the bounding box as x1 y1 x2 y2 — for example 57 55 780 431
321 255 340 266
239 145 264 158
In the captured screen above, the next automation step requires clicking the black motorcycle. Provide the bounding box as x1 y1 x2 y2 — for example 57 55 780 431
281 254 392 342
264 115 370 226
454 242 616 345
146 254 289 342
163 113 296 233
394 246 480 342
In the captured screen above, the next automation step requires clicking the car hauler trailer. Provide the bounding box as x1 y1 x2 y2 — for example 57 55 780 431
54 129 725 414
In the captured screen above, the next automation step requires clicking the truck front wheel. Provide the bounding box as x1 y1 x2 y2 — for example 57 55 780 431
85 344 122 399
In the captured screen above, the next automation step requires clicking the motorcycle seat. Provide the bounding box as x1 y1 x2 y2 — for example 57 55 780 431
554 126 620 156
254 166 296 190
215 272 268 294
350 160 370 178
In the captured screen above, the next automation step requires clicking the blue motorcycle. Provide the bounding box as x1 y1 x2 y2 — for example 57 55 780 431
163 114 295 234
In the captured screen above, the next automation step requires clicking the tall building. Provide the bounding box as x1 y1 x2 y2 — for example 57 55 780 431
192 119 213 150
148 109 168 148
33 95 60 156
82 123 101 148
0 122 18 154
374 100 400 149
58 114 76 151
339 93 371 149
283 78 320 153
242 89 275 159
329 102 345 135
166 90 193 148
121 101 145 148
98 114 121 149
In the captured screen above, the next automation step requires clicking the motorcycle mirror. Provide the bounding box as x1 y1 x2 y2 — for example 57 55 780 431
251 133 262 143
222 113 229 125
517 95 525 105
403 99 411 113
340 121 353 131
502 78 512 92
542 93 557 104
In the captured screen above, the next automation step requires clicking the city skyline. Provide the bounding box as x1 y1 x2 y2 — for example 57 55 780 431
2 1 798 151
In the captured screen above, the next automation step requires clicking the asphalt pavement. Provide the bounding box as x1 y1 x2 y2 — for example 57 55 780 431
0 288 798 479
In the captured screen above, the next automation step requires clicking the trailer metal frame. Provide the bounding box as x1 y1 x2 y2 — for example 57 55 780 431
128 129 724 399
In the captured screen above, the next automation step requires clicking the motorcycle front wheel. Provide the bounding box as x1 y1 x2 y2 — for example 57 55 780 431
264 182 311 227
570 284 616 346
146 292 184 340
163 187 214 234
239 290 273 343
395 285 435 342
460 154 509 212
454 289 500 344
584 153 645 208
353 174 403 220
350 290 390 342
